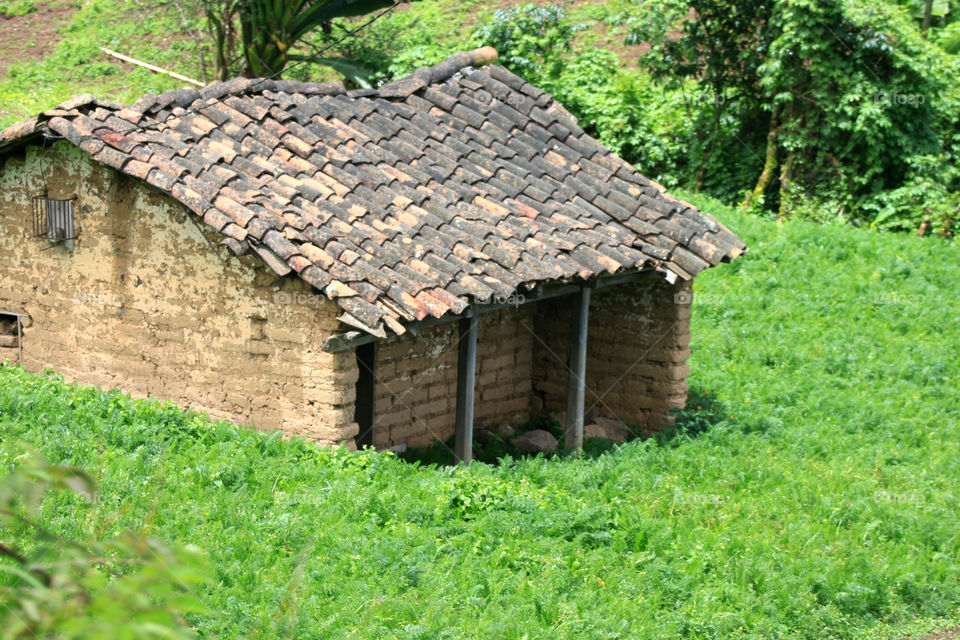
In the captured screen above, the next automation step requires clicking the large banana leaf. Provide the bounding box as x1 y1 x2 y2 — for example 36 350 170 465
937 20 960 53
237 0 394 78
288 54 378 87
288 0 395 42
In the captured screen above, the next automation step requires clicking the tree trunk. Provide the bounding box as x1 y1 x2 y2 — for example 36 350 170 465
207 11 231 81
694 86 726 193
777 151 795 222
922 0 933 35
743 105 781 210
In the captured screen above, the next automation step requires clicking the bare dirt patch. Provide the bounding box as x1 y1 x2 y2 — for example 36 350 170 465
903 628 960 640
0 1 78 78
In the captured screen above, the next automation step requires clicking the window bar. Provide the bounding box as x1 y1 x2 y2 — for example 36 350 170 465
34 197 77 248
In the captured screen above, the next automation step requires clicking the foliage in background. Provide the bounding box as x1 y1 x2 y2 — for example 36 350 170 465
0 448 209 639
2 198 960 638
0 0 35 17
635 0 960 231
2 0 958 235
474 4 582 77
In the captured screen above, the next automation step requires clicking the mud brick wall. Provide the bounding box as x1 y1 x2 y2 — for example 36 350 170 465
0 143 358 445
372 306 535 449
532 278 692 435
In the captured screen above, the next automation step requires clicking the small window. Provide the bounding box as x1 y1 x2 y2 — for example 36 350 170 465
33 196 77 249
0 312 25 365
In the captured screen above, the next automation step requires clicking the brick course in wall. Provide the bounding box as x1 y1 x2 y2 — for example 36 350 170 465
532 278 693 435
372 306 535 449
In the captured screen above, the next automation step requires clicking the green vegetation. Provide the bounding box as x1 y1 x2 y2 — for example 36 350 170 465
3 200 960 638
199 0 394 83
2 2 960 635
0 0 37 17
0 0 202 126
0 449 209 638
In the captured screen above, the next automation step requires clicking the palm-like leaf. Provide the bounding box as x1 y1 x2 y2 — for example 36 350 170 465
234 0 394 78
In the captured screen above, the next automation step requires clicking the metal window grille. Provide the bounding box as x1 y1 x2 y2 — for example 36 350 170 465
32 196 76 249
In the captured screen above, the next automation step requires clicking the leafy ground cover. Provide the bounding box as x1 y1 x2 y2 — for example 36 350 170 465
2 200 959 639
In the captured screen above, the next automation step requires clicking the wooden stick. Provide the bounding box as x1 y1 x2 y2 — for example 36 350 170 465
455 312 478 464
564 286 591 450
100 48 204 87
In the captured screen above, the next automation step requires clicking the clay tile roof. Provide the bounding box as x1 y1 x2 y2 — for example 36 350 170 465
0 47 745 337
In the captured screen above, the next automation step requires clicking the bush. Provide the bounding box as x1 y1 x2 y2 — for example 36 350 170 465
473 3 581 78
0 446 209 639
0 0 36 17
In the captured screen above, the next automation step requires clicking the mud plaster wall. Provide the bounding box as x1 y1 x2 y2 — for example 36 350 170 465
532 278 693 435
371 306 535 449
0 142 358 445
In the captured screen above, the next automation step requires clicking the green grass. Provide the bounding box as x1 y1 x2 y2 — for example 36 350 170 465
0 0 204 128
2 199 959 638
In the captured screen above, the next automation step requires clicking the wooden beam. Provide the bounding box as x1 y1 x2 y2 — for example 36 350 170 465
454 313 479 464
322 270 663 353
353 340 377 449
564 286 591 450
0 311 29 368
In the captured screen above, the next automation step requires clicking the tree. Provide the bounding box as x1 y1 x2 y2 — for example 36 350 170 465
638 0 952 227
202 0 395 83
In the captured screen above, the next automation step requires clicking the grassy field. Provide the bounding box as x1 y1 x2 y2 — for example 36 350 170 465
2 199 959 639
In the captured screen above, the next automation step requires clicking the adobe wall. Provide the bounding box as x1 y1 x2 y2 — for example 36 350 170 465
372 306 534 449
0 142 358 445
532 278 693 435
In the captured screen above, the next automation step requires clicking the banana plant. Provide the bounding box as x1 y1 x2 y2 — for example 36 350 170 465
202 0 394 83
237 0 394 81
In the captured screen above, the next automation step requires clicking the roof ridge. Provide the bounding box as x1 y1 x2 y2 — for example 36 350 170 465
113 47 498 118
378 47 499 99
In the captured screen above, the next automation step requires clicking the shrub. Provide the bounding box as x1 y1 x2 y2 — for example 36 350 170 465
473 3 581 79
0 447 209 639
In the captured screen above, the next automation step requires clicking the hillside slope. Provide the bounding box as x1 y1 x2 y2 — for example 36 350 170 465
2 199 959 639
0 0 647 128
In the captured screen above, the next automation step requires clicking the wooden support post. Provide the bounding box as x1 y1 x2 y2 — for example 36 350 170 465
564 286 591 450
354 341 377 449
16 316 22 367
454 312 478 464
